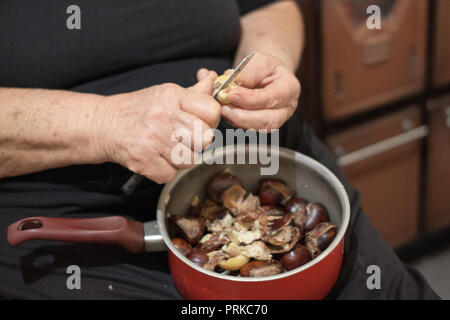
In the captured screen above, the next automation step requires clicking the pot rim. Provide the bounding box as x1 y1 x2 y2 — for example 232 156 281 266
157 145 350 282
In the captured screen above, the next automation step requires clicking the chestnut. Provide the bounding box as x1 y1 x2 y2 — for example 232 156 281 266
293 202 329 232
171 238 192 256
240 260 283 277
258 179 293 206
305 222 337 257
170 216 205 245
186 248 209 267
304 203 329 231
207 172 243 203
280 245 312 271
284 197 308 214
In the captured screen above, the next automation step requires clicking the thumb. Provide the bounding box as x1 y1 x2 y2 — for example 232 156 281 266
189 69 218 95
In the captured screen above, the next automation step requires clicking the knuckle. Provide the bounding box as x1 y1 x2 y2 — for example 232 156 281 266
165 168 178 182
261 117 272 130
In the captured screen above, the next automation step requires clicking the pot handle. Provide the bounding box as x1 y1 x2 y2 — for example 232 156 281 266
7 216 145 253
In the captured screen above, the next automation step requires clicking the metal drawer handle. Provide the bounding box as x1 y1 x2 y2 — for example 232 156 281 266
445 107 450 128
337 125 429 167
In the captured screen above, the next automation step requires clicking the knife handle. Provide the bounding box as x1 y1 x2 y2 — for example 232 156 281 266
122 174 144 195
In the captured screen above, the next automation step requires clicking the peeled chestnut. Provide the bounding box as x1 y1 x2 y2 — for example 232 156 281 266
280 244 312 271
171 238 192 256
305 222 337 257
240 260 283 277
257 179 293 206
186 248 209 267
207 172 243 203
284 197 308 214
170 216 205 245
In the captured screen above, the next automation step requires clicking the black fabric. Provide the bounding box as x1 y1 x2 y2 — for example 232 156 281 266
0 0 242 88
0 0 439 300
237 0 280 14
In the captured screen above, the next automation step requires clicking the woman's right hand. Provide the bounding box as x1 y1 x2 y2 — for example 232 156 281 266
95 69 220 184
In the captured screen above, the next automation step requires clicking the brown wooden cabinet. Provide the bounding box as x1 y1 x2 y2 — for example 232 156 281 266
321 0 427 121
433 0 450 87
326 107 424 247
425 94 450 233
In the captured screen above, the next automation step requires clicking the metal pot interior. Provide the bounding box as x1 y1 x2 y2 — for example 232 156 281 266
157 144 350 281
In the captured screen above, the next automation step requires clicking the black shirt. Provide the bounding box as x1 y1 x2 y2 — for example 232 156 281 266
0 0 275 89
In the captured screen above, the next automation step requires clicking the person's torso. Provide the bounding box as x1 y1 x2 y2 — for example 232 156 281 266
0 1 241 216
0 0 241 88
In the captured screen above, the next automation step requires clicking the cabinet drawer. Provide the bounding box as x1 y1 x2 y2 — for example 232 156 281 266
321 0 427 121
426 95 450 233
326 106 424 247
433 0 450 87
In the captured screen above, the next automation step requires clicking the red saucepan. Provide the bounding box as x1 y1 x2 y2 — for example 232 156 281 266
7 145 350 299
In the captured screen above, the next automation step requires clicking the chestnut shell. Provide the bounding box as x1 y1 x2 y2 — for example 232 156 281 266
257 179 292 206
207 173 243 203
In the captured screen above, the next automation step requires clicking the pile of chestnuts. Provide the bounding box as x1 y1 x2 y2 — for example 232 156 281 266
169 172 338 278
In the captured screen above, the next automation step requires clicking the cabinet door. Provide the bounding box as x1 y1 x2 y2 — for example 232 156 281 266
321 0 427 121
433 0 450 87
326 107 424 248
426 95 450 233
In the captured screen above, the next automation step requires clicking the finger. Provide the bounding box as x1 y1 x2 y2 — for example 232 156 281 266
191 69 218 95
140 157 178 184
234 52 277 88
221 105 295 131
197 68 209 81
181 92 221 128
175 112 215 151
225 81 291 110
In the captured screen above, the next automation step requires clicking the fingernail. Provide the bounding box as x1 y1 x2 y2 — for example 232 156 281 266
198 69 209 80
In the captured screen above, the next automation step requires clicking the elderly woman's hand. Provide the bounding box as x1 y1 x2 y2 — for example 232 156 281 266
213 52 301 131
97 70 220 184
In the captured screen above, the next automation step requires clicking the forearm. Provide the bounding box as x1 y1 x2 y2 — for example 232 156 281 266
0 88 106 178
235 0 304 72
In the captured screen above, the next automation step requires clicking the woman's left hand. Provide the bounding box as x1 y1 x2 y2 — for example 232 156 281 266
204 52 301 131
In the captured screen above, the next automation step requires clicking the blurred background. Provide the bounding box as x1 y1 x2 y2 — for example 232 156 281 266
296 0 450 298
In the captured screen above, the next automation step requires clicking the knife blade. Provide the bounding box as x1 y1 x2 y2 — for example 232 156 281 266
212 51 255 99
